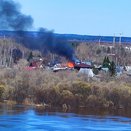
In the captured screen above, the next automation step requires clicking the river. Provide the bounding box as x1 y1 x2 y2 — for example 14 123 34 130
0 104 131 131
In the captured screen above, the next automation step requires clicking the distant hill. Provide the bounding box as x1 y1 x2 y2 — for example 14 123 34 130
55 34 131 44
0 30 131 44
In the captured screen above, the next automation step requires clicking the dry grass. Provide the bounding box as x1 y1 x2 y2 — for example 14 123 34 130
0 68 131 109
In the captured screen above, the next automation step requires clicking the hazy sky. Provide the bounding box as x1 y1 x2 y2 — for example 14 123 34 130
15 0 131 36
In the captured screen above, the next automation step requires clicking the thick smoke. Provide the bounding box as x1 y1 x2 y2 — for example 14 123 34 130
0 0 74 60
0 0 33 30
37 28 74 60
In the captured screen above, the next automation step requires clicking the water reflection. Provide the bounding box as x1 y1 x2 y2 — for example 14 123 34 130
0 104 131 131
34 106 131 118
0 104 30 115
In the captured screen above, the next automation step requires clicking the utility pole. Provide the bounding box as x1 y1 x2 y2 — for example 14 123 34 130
119 33 122 46
98 36 101 46
113 34 115 47
118 33 122 65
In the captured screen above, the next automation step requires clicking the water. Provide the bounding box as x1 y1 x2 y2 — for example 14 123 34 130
0 105 131 131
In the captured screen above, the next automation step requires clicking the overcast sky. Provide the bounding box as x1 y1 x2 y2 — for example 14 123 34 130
15 0 131 37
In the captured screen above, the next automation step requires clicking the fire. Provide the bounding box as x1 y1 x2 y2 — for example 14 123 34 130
67 62 74 68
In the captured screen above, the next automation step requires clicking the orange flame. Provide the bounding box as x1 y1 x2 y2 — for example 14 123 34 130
67 62 74 68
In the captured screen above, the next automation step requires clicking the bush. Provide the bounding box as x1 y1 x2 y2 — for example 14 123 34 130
0 83 5 100
0 67 131 109
93 68 99 75
61 90 75 106
71 81 91 96
86 95 108 108
117 86 131 108
34 87 61 106
12 72 29 104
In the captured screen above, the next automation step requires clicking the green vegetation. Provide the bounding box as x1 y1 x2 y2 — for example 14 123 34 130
109 61 116 76
102 56 110 68
102 56 116 76
27 51 33 61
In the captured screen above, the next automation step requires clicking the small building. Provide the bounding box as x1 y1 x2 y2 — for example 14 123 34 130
29 57 43 68
74 61 93 70
78 68 94 77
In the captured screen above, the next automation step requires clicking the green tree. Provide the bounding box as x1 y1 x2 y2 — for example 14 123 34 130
27 52 33 61
109 61 116 76
71 42 79 49
102 56 110 68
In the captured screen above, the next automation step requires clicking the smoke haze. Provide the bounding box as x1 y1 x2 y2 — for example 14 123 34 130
0 0 33 30
0 0 74 60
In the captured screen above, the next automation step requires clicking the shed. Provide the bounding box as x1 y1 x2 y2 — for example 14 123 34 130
78 68 94 77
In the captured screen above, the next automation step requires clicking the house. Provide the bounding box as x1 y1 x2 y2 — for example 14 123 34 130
29 57 43 68
74 61 93 70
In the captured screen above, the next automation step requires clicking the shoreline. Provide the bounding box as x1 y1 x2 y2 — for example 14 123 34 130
0 102 131 118
1 99 130 111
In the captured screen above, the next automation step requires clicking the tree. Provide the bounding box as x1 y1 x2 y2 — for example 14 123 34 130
102 56 110 68
12 48 23 63
103 57 116 76
71 42 79 49
107 47 111 54
109 61 116 76
27 51 33 61
96 48 101 54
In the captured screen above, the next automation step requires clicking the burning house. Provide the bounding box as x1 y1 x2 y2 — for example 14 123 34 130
52 60 93 73
0 0 95 77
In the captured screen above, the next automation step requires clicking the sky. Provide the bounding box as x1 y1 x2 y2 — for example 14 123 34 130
15 0 131 37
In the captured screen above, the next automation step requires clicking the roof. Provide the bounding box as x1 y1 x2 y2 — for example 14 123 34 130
74 62 93 69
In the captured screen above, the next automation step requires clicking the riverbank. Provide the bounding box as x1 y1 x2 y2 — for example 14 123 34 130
0 68 131 110
0 104 131 131
0 103 131 119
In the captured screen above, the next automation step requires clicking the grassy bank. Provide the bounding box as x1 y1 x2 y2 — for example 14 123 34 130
0 68 131 110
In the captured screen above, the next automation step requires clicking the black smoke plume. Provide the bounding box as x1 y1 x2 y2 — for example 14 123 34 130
0 0 33 30
0 0 74 60
37 28 74 60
